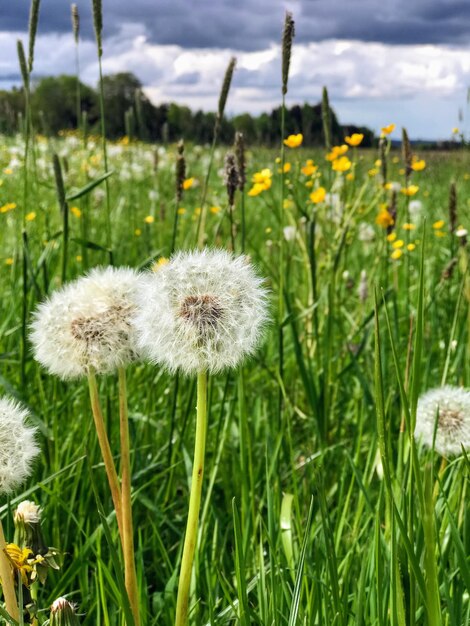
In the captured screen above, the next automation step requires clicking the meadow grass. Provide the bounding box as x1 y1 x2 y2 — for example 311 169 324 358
0 130 468 625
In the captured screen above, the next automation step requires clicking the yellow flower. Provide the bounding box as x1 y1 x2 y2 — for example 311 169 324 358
398 168 405 175
401 185 419 196
332 156 352 172
194 207 201 216
248 183 266 196
368 168 378 177
70 206 81 218
345 133 364 147
433 220 445 229
376 209 394 228
301 161 317 176
252 168 273 184
210 206 220 214
392 156 400 164
434 230 445 238
387 232 397 242
346 173 354 181
392 239 404 249
411 159 426 171
275 157 281 164
152 257 169 271
284 162 291 173
391 249 403 260
403 223 416 230
452 127 459 134
26 211 36 221
183 177 195 190
283 133 303 148
283 199 293 209
4 168 13 175
135 228 142 236
5 257 13 266
178 207 186 215
265 227 272 234
309 187 326 204
326 144 348 161
144 215 155 224
407 243 416 251
305 180 313 188
0 202 17 213
381 124 396 135
5 544 33 587
375 159 382 167
76 255 82 262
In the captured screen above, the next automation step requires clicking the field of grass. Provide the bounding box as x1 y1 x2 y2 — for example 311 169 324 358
0 5 469 626
0 128 469 626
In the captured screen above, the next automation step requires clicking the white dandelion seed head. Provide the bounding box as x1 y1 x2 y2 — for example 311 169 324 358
14 500 41 524
415 385 470 456
0 398 39 495
134 249 270 375
30 266 141 380
51 597 77 614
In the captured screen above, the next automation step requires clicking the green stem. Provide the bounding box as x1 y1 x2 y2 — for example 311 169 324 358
97 56 112 249
175 371 208 626
118 368 140 626
0 517 18 621
87 370 123 539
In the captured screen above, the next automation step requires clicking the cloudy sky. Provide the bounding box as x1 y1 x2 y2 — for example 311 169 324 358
2 0 470 138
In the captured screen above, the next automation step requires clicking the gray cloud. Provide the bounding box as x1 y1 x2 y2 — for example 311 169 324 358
4 0 470 50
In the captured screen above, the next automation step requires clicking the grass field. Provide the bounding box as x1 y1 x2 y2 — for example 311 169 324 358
0 128 469 626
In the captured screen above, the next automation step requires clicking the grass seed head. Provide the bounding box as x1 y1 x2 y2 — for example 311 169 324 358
282 12 295 95
71 4 80 44
224 152 239 206
134 249 270 375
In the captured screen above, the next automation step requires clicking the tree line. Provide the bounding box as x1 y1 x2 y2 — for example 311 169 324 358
0 72 374 146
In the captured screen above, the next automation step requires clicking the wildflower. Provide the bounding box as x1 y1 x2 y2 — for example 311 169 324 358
456 226 468 238
433 220 445 229
358 223 375 242
309 187 326 204
283 199 293 210
332 156 352 172
210 206 220 214
435 230 446 238
387 232 397 242
5 258 13 266
452 127 459 134
183 177 194 190
133 249 269 375
152 258 169 271
392 239 404 249
177 208 186 215
50 597 80 625
14 500 41 525
30 267 141 379
283 133 303 148
265 227 272 234
407 243 416 251
346 173 354 181
401 185 419 196
411 159 426 171
194 207 201 216
0 398 39 494
345 133 363 147
248 169 272 196
384 182 401 192
368 168 378 177
409 200 422 218
376 209 394 228
248 183 265 197
415 386 470 456
135 228 142 236
403 223 416 230
144 215 154 224
326 145 348 161
301 160 317 176
26 211 36 221
283 226 296 241
70 206 81 218
391 249 403 260
5 544 34 586
392 156 400 164
381 124 396 135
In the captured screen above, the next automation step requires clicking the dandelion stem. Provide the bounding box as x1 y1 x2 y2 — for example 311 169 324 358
118 367 140 626
175 370 208 626
87 370 123 538
0 517 19 621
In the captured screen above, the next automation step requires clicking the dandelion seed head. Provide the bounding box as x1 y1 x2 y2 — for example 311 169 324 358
30 266 141 379
134 249 269 375
14 500 41 524
0 398 39 495
415 386 470 456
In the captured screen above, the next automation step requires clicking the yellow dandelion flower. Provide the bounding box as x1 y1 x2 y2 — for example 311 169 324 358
391 249 403 260
401 185 419 196
392 156 400 164
346 173 355 181
76 255 82 262
411 159 426 171
4 168 13 175
407 243 416 251
70 206 81 218
375 159 382 167
376 209 394 228
387 232 397 242
25 212 36 221
283 133 303 148
398 168 405 175
144 215 155 224
178 207 186 215
309 187 326 204
305 180 314 188
135 228 142 236
433 220 445 229
392 239 404 249
183 177 195 190
301 162 317 176
283 162 291 173
345 133 364 147
248 183 265 196
434 230 445 237
265 227 272 234
403 223 416 230
275 157 281 164
5 257 13 266
381 124 396 135
368 168 378 177
326 144 349 161
210 206 220 214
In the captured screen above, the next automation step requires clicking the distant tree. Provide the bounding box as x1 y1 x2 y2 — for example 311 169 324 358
0 87 25 134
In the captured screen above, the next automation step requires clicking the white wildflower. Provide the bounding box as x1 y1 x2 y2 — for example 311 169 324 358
0 398 39 495
134 249 269 375
283 226 296 241
415 386 470 456
456 227 468 238
358 223 375 242
30 267 141 379
409 200 422 218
